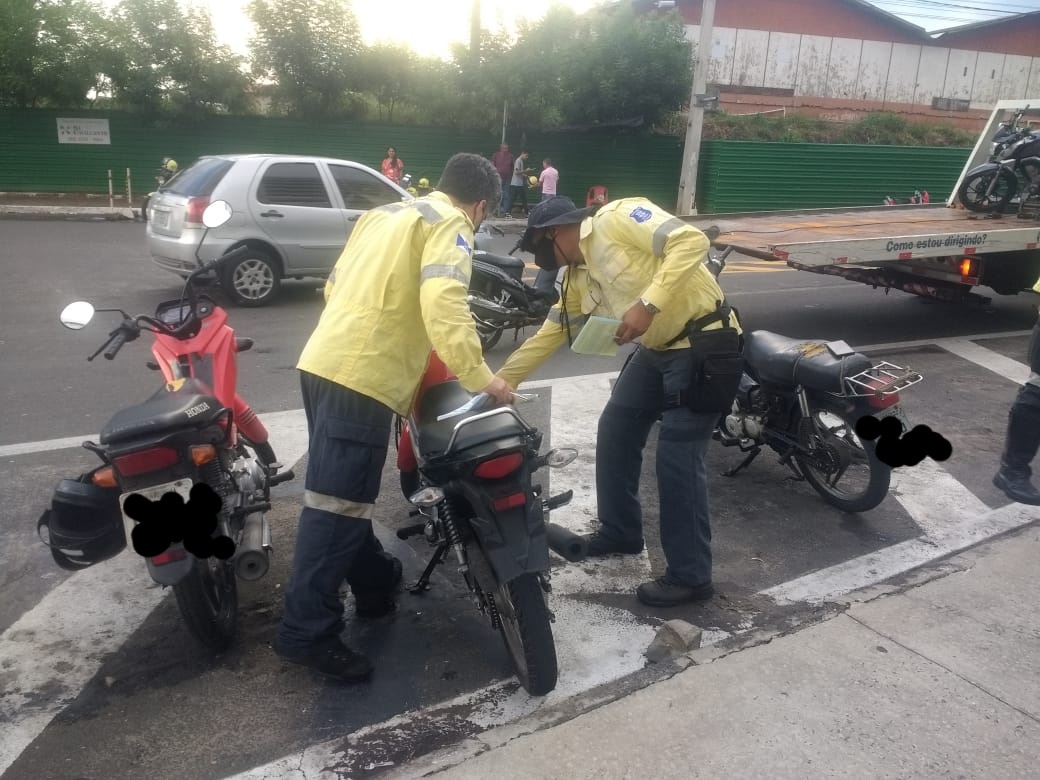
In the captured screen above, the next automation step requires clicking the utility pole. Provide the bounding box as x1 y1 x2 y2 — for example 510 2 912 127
470 0 481 57
676 0 716 216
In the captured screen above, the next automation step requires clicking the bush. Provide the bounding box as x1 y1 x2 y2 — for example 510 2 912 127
657 110 979 147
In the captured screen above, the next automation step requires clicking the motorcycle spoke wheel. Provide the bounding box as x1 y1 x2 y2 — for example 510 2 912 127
793 405 891 514
492 574 558 696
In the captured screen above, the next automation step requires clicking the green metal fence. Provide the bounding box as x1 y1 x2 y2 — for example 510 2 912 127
0 110 971 213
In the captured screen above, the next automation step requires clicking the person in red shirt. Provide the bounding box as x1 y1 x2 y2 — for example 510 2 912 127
381 146 404 184
490 143 514 216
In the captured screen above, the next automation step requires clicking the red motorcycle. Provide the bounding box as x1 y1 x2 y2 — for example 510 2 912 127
41 201 294 650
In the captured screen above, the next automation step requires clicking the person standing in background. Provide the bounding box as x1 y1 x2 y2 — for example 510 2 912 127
491 143 514 217
508 150 532 217
538 158 559 202
381 146 404 184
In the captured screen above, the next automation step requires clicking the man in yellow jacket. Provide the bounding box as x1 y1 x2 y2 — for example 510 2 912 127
993 274 1040 505
274 153 513 681
497 196 738 607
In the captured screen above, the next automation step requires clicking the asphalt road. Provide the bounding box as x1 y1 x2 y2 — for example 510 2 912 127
1 219 1037 779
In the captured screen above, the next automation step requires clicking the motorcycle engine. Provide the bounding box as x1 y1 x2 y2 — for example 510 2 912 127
724 376 767 440
232 454 266 501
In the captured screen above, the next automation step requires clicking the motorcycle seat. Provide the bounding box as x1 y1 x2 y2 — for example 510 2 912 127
412 380 523 457
473 250 525 273
744 330 872 395
100 379 224 445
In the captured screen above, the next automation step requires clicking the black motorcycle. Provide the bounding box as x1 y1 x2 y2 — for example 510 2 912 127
707 247 923 513
469 228 558 351
957 107 1040 216
397 384 577 695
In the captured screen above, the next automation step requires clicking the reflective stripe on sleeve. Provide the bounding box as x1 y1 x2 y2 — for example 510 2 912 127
652 218 688 257
545 309 588 329
303 490 374 520
420 264 469 285
412 200 444 223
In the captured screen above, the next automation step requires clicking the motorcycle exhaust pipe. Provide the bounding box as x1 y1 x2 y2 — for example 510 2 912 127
467 294 515 321
234 512 270 581
546 522 588 562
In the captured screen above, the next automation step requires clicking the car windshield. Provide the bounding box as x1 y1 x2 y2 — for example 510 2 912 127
164 158 234 197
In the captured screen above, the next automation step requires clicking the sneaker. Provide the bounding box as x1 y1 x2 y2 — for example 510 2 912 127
354 556 403 618
274 636 372 682
583 530 644 557
503 213 513 219
636 575 714 607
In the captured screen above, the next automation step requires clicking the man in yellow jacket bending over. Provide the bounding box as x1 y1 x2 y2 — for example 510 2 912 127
497 196 738 608
274 153 513 681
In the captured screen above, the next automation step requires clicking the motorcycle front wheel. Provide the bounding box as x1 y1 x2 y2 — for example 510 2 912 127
793 401 891 513
493 573 558 696
957 168 1017 213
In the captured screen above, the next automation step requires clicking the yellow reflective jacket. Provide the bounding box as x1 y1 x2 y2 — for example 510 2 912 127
297 191 493 415
498 197 738 388
1034 275 1040 294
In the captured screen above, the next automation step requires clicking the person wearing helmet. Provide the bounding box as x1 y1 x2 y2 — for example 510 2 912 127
508 150 532 217
538 158 559 202
158 157 178 185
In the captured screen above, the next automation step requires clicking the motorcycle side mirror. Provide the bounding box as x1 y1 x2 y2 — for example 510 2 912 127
60 301 96 330
202 200 233 229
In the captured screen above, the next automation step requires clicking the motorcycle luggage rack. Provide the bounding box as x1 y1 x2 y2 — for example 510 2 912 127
843 362 923 398
442 407 535 455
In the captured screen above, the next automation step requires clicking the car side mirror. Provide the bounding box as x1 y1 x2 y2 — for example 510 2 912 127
60 301 95 330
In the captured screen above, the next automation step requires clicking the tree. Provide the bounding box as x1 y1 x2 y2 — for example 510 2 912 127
104 0 251 117
0 0 111 108
248 0 363 118
357 43 415 122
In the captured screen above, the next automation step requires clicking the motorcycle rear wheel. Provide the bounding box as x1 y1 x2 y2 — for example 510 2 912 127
172 468 238 650
493 573 558 696
793 402 891 513
957 169 1017 213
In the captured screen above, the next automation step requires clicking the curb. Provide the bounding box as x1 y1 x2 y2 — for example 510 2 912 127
0 205 138 222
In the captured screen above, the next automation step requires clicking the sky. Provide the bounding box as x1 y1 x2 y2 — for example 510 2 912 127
187 0 606 60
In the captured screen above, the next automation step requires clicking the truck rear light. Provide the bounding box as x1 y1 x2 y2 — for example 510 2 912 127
113 447 179 477
492 493 527 512
959 257 979 279
185 196 211 226
152 547 187 566
474 452 523 479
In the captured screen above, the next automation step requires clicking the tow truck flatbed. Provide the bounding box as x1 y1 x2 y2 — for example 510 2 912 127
682 204 1040 266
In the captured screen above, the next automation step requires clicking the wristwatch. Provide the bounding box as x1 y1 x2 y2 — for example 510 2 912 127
639 297 660 315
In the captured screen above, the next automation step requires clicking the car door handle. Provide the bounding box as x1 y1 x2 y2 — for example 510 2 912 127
347 215 359 222
260 210 284 218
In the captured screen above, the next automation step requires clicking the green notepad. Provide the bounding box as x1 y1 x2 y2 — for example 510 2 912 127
571 316 622 356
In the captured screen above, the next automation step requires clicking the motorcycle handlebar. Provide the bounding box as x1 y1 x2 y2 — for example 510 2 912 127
103 331 129 360
508 237 523 256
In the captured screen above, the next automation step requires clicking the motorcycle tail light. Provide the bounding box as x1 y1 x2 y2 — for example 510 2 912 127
113 447 179 477
492 493 526 512
474 452 523 479
152 547 187 566
185 196 211 226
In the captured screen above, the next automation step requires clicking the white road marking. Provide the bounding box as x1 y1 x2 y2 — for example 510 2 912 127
938 338 1031 385
0 552 164 775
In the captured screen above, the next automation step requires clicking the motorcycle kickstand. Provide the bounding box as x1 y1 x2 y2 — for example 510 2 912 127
721 446 761 477
776 448 807 482
407 543 448 595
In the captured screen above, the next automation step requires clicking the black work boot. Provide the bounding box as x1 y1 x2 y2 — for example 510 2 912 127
993 403 1040 506
274 636 372 682
584 530 645 557
637 575 715 607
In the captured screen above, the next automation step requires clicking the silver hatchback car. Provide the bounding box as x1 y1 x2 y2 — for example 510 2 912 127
146 154 411 306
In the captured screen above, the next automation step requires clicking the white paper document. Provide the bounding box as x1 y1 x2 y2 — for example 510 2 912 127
570 316 623 357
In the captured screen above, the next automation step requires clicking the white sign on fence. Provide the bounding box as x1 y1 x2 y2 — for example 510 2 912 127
56 118 111 145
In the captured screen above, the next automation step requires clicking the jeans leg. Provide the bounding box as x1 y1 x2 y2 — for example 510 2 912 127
655 350 717 586
502 186 513 215
595 348 662 544
276 374 392 651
